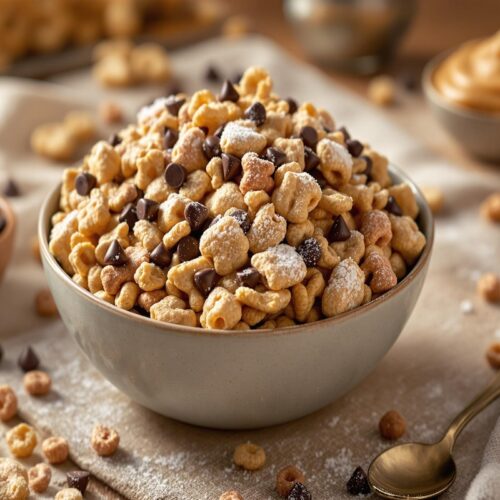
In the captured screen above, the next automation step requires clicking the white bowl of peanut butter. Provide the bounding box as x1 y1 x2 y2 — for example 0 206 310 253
423 31 500 162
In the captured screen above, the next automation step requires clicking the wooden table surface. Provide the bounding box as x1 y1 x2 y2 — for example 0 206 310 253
222 0 500 175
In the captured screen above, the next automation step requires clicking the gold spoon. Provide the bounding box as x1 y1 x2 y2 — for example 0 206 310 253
368 372 500 499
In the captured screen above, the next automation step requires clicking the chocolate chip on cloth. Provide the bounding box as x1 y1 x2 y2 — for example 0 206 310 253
165 95 185 116
136 198 159 221
164 162 186 188
185 202 209 231
328 215 351 242
149 243 171 268
3 179 20 197
296 238 321 267
18 346 40 372
346 466 371 495
219 79 239 102
103 240 128 266
194 268 220 297
221 153 241 181
287 482 312 500
177 236 200 262
237 267 261 288
67 471 90 495
244 102 266 126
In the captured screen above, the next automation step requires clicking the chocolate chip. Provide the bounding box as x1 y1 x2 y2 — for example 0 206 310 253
119 203 138 231
386 195 403 216
199 126 209 136
285 97 298 114
266 147 287 167
296 238 321 267
205 64 221 82
328 215 351 242
136 198 159 221
18 346 39 372
360 155 372 177
209 214 222 227
193 268 220 297
214 123 226 138
0 213 6 234
164 128 178 149
149 243 171 268
165 96 185 116
287 482 312 500
221 153 241 181
177 236 200 262
3 179 20 197
67 471 90 495
219 79 239 102
164 162 186 188
304 146 320 172
0 344 4 363
346 466 371 495
184 202 209 231
338 126 351 141
75 172 97 196
244 102 266 126
202 135 221 159
108 133 122 147
346 139 363 158
300 126 318 148
103 239 128 266
237 267 261 288
229 209 250 234
309 168 327 188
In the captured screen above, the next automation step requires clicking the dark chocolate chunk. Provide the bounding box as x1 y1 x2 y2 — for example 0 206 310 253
177 236 200 262
103 240 128 266
328 215 351 242
193 268 219 297
0 344 3 363
209 214 222 227
150 243 171 268
164 128 178 149
221 153 241 181
346 466 371 495
199 126 209 136
165 96 185 116
108 133 122 147
214 123 226 138
136 198 159 221
296 238 321 267
229 209 250 234
118 203 138 231
346 139 363 158
202 135 221 159
184 202 209 231
244 102 266 126
75 172 97 196
285 97 298 115
360 155 372 177
219 80 239 103
338 126 351 141
266 147 287 167
386 195 403 216
304 146 320 172
67 471 90 495
164 162 186 188
3 179 20 197
18 346 39 372
237 267 261 288
287 482 312 500
205 65 221 82
300 126 318 149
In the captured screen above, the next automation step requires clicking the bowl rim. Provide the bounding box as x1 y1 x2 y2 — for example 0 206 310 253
39 164 434 338
0 196 16 245
422 49 500 123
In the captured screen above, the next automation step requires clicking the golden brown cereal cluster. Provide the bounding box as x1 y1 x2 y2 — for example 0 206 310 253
0 458 29 500
233 442 266 471
6 423 37 459
379 410 406 440
49 67 427 330
28 463 52 494
91 424 120 456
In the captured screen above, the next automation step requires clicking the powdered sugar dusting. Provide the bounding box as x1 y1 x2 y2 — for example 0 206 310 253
137 97 170 123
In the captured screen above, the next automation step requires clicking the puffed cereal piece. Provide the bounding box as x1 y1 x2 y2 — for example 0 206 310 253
389 252 407 280
115 282 140 310
55 488 83 500
135 149 165 190
361 249 398 293
314 230 340 269
95 222 130 264
251 244 307 290
88 265 103 293
150 295 197 326
221 122 267 157
273 137 305 169
322 258 365 317
233 442 266 471
145 176 174 203
247 203 287 253
28 463 51 494
31 122 77 162
171 127 206 173
200 216 249 276
368 75 396 106
162 221 191 250
42 436 69 464
244 190 270 218
87 141 121 185
68 242 96 277
240 152 275 195
486 342 500 369
339 183 374 213
206 182 247 217
193 101 242 135
23 370 51 396
241 306 267 326
200 287 242 330
72 273 88 289
49 211 79 274
292 268 325 322
130 43 171 83
0 458 29 500
421 186 444 214
77 189 111 237
180 170 212 201
481 193 500 222
389 214 426 264
219 490 243 500
35 288 59 317
235 287 291 314
317 138 353 187
286 220 315 247
360 210 392 247
477 273 500 303
91 425 119 457
364 147 391 188
388 183 419 219
318 188 353 215
137 290 167 312
272 172 321 223
6 424 37 459
133 220 162 251
134 262 166 292
276 465 305 497
99 101 124 124
362 284 373 304
158 193 190 232
330 230 365 264
206 157 225 190
64 111 96 142
94 290 115 304
239 67 272 100
0 385 18 421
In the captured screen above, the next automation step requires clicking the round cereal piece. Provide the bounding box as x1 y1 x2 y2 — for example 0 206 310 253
233 442 266 471
0 385 18 422
477 273 500 303
421 186 444 214
42 436 69 464
276 465 306 497
379 410 406 440
91 425 120 457
367 75 396 106
486 342 500 370
6 423 38 459
28 463 51 494
35 288 58 317
480 193 500 222
23 370 52 396
55 488 83 500
219 491 244 500
0 457 29 500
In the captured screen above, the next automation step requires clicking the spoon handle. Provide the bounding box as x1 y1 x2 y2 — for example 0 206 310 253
443 371 500 450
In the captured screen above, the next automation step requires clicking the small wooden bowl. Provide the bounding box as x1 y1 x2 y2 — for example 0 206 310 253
0 197 16 282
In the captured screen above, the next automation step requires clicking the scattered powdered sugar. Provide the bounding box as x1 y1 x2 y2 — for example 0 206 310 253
460 300 475 315
328 416 340 428
137 97 169 123
325 448 354 479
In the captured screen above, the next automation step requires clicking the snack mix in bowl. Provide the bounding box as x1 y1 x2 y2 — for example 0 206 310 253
48 67 427 330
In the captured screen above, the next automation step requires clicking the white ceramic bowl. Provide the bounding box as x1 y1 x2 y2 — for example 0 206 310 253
39 165 433 429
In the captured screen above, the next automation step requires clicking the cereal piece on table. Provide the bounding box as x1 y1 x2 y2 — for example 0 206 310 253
481 193 500 222
368 75 396 106
6 423 37 458
0 458 29 500
55 488 83 500
130 44 171 84
99 101 124 124
30 122 76 162
28 463 51 493
23 370 51 396
91 425 120 457
93 53 133 88
421 186 444 214
287 482 312 499
200 287 242 330
35 288 58 317
233 442 266 471
346 466 371 495
477 273 500 303
64 111 96 143
276 465 306 497
379 410 406 440
66 471 90 495
42 436 69 464
0 385 18 421
219 491 243 500
486 342 500 369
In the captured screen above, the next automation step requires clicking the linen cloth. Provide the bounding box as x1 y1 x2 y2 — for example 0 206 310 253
0 36 499 499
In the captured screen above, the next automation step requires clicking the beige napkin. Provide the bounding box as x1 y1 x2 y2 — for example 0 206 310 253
1 36 499 499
